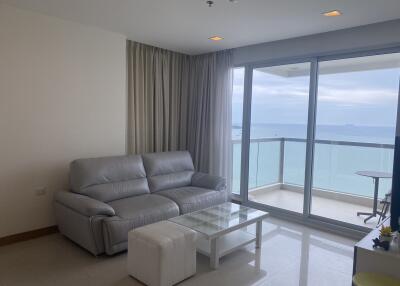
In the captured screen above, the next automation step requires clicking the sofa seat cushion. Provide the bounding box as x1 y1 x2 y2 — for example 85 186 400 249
102 194 179 254
157 187 228 214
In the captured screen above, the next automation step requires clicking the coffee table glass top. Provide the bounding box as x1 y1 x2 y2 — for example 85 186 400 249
169 202 268 237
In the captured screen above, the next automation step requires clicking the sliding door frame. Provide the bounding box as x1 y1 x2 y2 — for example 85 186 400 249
233 45 400 238
238 64 253 203
303 59 318 217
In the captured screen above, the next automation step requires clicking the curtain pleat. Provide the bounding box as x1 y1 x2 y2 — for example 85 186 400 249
127 40 233 192
127 41 189 154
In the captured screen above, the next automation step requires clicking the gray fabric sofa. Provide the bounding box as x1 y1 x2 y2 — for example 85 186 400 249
54 151 228 255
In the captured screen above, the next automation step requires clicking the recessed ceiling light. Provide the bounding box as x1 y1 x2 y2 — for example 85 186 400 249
209 36 223 41
323 10 342 17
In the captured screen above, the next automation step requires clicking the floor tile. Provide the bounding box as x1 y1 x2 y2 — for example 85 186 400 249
0 217 356 286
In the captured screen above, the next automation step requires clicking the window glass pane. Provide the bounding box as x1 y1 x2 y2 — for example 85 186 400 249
248 62 310 213
311 52 400 228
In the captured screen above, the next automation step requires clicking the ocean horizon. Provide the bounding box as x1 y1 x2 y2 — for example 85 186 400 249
232 123 396 144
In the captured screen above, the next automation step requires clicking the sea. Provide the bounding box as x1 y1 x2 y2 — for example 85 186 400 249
231 123 395 198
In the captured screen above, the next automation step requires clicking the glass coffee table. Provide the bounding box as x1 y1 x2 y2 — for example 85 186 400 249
169 202 268 269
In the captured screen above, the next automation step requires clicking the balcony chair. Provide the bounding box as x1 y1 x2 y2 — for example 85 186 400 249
378 191 391 224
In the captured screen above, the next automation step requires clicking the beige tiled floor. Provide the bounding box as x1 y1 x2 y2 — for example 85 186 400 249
0 217 356 286
249 189 380 228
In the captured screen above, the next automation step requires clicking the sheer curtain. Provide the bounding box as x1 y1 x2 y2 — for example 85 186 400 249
187 50 233 187
127 41 233 191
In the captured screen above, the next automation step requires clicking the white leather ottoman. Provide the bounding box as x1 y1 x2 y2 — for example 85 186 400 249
127 220 197 286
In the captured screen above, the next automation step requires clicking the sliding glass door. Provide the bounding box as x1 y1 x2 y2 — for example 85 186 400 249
233 48 400 232
311 53 400 228
246 62 310 213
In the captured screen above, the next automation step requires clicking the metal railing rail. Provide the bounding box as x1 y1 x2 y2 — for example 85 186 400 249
232 137 394 149
232 137 394 190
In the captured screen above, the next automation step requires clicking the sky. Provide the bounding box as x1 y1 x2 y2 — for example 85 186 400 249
232 59 400 129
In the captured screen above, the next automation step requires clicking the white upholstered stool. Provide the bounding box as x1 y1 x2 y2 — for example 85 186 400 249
127 220 197 286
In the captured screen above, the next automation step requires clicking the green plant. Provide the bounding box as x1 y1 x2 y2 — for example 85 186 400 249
380 226 392 237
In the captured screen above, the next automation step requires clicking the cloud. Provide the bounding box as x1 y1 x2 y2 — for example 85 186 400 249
318 86 397 105
248 82 397 106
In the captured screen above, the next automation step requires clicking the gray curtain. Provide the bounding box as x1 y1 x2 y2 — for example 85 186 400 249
187 51 233 182
127 41 233 186
127 41 190 154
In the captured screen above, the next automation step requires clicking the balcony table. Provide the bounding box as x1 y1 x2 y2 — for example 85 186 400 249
355 171 392 223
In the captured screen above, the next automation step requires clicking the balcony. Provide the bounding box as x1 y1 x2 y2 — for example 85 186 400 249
232 137 394 228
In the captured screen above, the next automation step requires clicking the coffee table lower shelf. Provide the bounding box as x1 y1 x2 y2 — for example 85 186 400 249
168 202 268 269
196 229 256 268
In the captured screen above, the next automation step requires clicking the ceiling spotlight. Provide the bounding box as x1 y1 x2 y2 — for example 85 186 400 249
209 36 223 41
323 10 342 17
205 0 237 7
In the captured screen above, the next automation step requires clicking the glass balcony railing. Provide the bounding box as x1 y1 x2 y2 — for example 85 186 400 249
232 137 394 199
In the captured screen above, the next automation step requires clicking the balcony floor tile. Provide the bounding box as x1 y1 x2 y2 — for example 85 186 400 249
249 188 380 228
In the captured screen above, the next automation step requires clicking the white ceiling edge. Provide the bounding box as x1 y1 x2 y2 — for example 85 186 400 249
1 0 400 55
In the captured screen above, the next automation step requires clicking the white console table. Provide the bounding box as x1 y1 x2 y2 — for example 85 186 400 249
353 218 400 280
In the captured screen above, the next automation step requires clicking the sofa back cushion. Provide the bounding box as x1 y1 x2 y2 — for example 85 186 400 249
142 151 194 193
69 155 150 202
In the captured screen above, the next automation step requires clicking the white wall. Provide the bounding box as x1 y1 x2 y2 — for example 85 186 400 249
0 4 127 237
233 19 400 65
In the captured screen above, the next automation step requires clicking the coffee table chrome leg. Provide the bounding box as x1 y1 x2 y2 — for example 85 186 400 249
210 237 219 269
256 220 262 248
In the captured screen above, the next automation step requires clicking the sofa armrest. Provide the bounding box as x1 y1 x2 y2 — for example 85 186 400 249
191 172 227 191
54 191 115 217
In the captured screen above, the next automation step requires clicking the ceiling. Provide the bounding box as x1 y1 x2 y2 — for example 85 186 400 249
2 0 400 55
